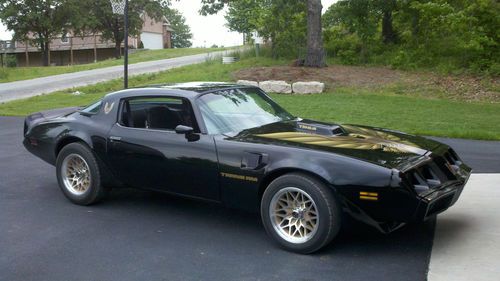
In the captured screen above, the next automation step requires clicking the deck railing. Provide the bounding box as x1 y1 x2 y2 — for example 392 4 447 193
0 40 15 51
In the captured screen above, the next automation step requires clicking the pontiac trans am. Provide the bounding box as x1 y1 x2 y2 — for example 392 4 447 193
23 82 471 253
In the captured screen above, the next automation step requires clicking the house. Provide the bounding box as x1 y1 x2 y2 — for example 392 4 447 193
0 14 173 67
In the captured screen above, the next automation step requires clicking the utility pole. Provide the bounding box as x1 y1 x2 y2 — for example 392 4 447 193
124 0 129 89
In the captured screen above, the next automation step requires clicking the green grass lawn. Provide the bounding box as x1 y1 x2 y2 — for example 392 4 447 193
0 47 231 83
271 90 500 141
0 56 498 140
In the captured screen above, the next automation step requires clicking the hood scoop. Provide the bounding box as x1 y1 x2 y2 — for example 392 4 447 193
296 120 345 136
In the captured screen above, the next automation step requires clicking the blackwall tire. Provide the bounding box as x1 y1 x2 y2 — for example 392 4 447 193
261 173 341 254
56 142 109 205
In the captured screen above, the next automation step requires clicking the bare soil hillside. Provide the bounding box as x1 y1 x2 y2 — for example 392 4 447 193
233 65 500 103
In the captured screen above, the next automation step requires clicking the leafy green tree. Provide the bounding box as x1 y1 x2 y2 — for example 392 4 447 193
322 0 499 73
0 0 76 66
226 0 306 58
201 0 326 67
224 0 306 59
224 0 262 35
323 0 378 62
164 7 193 48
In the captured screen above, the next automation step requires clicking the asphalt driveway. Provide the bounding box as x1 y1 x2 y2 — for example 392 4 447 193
1 116 499 281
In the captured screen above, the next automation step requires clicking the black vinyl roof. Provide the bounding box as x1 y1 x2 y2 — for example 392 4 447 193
146 82 245 93
104 82 256 101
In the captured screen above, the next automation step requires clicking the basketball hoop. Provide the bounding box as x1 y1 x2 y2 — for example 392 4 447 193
109 0 129 89
110 0 126 15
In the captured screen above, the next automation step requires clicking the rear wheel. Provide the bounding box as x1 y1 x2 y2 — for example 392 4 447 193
56 143 109 205
261 173 341 254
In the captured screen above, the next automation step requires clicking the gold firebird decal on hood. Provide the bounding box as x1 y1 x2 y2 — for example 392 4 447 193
256 127 427 155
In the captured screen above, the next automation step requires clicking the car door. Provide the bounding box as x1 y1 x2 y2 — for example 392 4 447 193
106 96 220 201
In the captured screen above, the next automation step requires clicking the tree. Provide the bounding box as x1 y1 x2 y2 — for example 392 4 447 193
0 0 75 66
323 0 378 62
164 7 193 48
375 0 398 44
201 0 326 67
224 0 306 59
322 0 499 73
74 0 167 58
304 0 325 66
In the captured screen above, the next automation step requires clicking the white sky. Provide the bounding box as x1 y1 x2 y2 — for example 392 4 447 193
0 0 338 46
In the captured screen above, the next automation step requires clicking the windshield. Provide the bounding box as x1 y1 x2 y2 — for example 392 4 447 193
198 88 294 134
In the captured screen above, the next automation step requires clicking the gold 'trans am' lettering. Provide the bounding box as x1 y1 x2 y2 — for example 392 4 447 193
221 172 258 182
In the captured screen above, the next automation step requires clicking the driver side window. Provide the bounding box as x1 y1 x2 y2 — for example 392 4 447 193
119 97 198 132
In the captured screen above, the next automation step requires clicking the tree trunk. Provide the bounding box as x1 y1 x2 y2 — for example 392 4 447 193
114 41 121 59
112 17 123 59
411 9 419 43
41 41 49 66
25 43 30 67
304 0 326 67
94 34 98 63
382 10 397 44
70 37 74 65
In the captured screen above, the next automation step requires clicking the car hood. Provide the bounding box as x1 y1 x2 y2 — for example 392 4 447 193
229 119 445 169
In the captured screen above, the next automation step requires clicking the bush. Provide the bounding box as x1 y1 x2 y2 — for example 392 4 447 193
0 69 7 80
321 0 499 74
5 54 17 67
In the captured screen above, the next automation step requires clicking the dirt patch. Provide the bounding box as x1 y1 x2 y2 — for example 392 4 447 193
233 65 500 103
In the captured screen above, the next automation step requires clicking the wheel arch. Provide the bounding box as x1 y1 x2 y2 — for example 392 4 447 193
55 135 91 158
258 167 337 203
54 135 118 187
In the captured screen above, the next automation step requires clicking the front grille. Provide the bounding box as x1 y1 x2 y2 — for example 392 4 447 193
408 164 444 193
406 148 460 194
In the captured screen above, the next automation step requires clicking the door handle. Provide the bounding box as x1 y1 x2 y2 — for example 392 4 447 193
109 136 122 142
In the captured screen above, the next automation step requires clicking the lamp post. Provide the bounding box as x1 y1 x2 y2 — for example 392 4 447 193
110 0 129 89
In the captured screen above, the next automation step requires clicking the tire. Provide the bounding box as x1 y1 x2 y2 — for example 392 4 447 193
261 173 341 254
56 142 109 205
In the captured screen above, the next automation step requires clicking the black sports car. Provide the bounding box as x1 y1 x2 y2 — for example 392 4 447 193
23 82 471 253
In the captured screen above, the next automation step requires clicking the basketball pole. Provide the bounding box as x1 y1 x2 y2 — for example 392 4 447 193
124 0 129 89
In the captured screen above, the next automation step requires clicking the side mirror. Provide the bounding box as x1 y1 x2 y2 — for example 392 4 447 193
175 125 194 135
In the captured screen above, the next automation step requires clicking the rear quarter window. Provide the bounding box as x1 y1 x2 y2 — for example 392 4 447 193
81 101 102 114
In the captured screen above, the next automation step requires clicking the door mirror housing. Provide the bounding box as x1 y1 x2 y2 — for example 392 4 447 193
175 125 194 135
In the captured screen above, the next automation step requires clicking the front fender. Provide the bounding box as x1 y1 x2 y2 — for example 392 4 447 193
265 151 393 188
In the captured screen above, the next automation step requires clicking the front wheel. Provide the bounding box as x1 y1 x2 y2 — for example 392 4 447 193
261 173 341 254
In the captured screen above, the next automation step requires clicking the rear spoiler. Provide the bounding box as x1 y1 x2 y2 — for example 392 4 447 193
24 107 82 136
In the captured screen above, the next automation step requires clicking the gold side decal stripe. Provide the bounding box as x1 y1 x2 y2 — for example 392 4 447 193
359 191 378 201
360 191 378 197
360 196 378 201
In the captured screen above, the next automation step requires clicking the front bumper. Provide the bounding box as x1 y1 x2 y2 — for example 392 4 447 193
414 172 470 221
